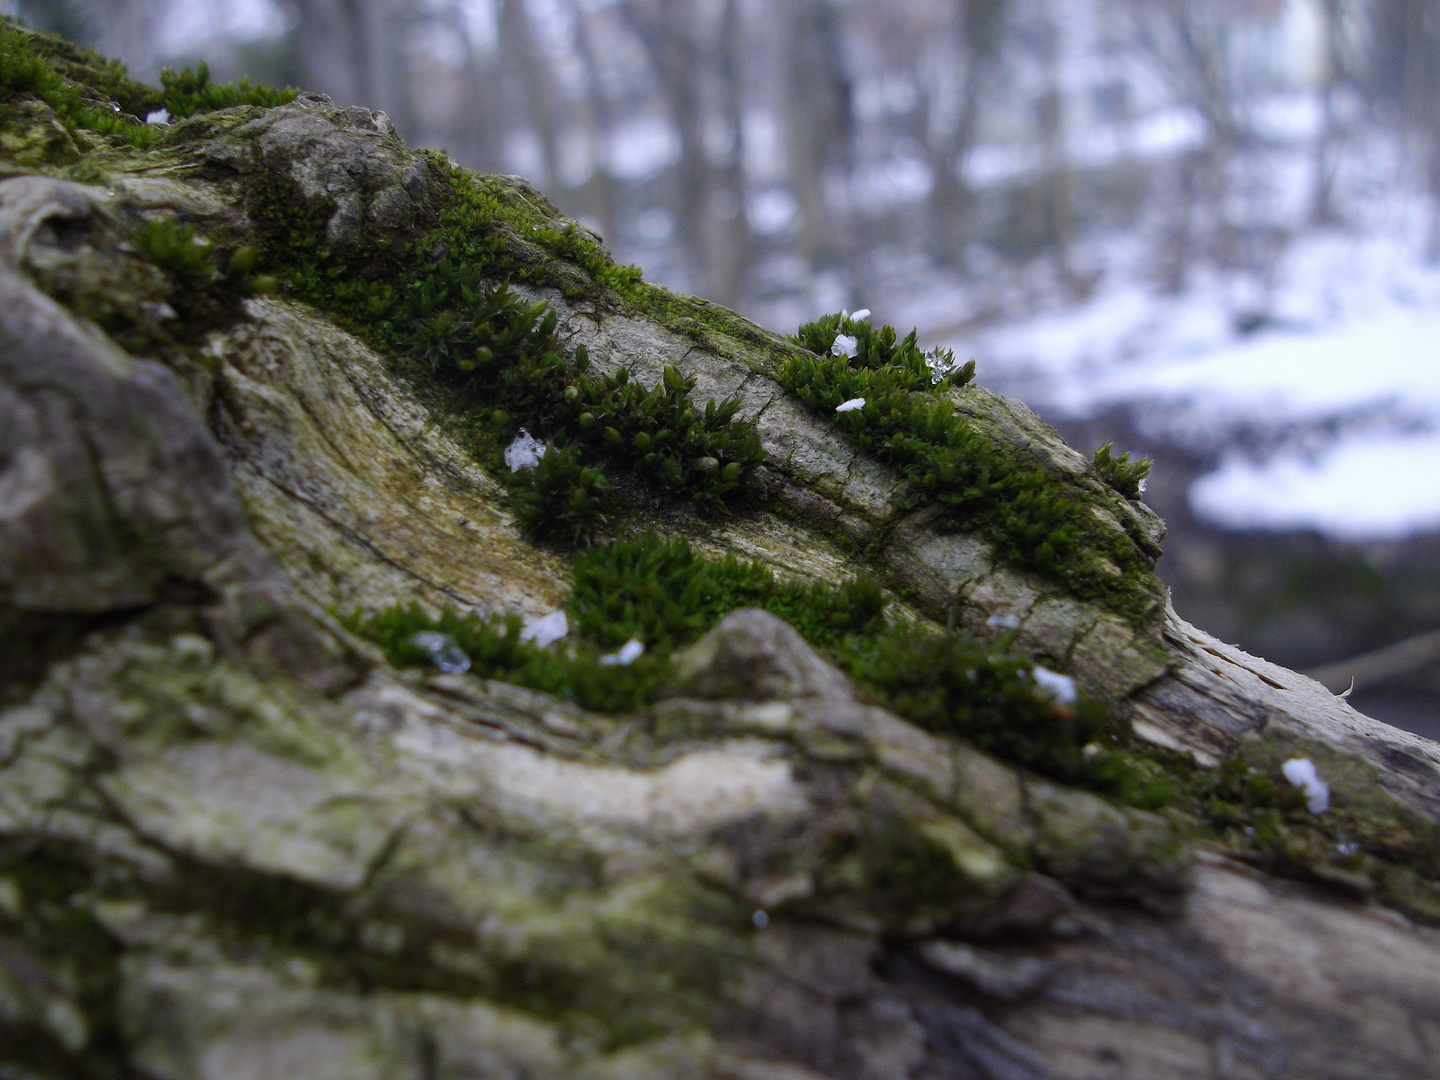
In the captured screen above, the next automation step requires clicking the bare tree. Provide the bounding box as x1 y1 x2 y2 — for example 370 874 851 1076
496 0 562 191
1367 0 1440 257
566 3 622 245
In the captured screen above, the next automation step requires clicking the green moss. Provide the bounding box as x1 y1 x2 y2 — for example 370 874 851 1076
513 442 615 545
342 602 671 714
845 621 1173 807
80 213 275 353
836 813 995 924
0 21 294 153
154 61 295 120
257 163 765 545
1180 733 1440 921
0 845 126 1079
849 622 1104 775
781 311 1167 624
569 531 885 651
135 215 218 287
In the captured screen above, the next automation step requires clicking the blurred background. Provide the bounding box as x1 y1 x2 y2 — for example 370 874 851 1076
7 0 1439 736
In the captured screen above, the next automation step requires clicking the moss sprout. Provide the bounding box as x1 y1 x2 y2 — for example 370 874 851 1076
1184 743 1440 919
123 214 273 346
1093 442 1152 501
135 215 217 289
155 61 296 120
512 442 614 546
782 311 1167 623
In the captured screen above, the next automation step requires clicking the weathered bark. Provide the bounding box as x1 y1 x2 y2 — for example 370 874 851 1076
1 62 1439 1080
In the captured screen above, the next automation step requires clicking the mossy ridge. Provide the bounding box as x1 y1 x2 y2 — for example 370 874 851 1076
0 20 295 152
352 532 1162 804
350 535 1440 922
254 158 765 545
782 312 1167 625
1182 730 1440 922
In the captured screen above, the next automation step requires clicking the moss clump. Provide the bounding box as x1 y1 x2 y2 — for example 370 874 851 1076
96 214 274 352
569 531 886 651
154 61 295 120
261 165 765 545
342 603 670 714
780 312 1166 623
1093 442 1151 501
1184 738 1440 921
572 535 1173 808
513 442 615 545
845 621 1172 805
0 21 294 151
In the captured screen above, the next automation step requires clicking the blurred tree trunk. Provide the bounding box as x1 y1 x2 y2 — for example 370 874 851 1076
783 0 853 277
1309 0 1347 226
568 4 620 247
1129 0 1240 293
626 0 753 308
498 0 561 192
451 20 504 176
1034 0 1080 291
924 0 1007 267
287 0 417 136
701 0 751 309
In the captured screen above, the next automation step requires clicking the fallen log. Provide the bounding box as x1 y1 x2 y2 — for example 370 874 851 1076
1 24 1438 1080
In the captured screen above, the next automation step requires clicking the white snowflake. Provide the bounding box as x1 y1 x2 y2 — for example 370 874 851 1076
1031 665 1078 705
1281 757 1330 813
831 333 859 358
520 610 568 648
599 638 645 666
408 631 471 674
835 397 866 413
504 429 547 472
